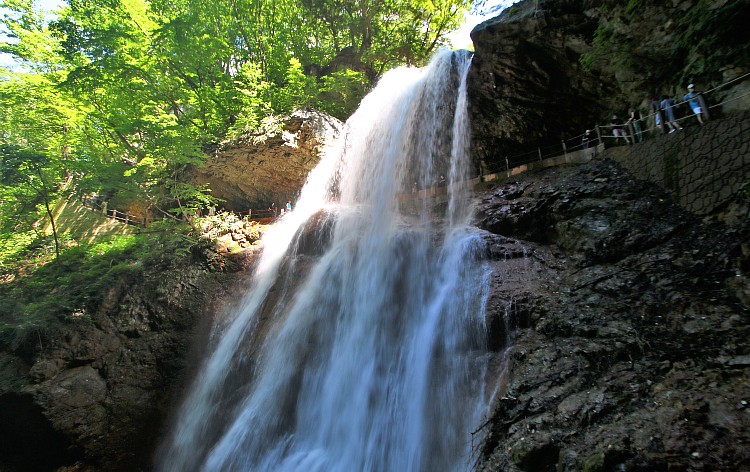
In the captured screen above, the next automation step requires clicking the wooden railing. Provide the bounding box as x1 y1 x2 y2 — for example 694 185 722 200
80 196 145 227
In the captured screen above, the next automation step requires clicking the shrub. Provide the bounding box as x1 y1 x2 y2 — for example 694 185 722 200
0 220 200 353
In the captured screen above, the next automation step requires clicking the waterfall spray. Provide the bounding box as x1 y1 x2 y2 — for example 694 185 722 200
158 49 492 472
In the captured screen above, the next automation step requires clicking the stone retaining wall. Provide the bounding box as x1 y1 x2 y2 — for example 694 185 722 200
602 110 750 215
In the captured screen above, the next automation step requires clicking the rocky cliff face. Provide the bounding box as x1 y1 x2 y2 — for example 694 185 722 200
193 110 342 212
5 158 746 472
0 249 259 471
474 158 749 471
468 0 613 166
467 8 750 469
468 0 750 168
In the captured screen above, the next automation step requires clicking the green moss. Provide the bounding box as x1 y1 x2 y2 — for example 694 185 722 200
581 452 604 472
0 220 202 353
625 0 642 15
738 179 750 200
0 231 37 266
581 0 749 90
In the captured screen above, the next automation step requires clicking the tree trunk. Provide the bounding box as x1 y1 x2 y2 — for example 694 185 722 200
43 197 60 258
34 166 60 258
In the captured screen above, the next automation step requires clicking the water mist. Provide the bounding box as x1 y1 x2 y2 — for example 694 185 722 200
158 49 493 472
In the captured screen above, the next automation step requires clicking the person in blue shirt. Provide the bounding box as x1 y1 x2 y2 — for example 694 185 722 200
684 84 706 125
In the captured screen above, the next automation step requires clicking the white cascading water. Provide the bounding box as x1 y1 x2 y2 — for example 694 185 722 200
158 49 492 472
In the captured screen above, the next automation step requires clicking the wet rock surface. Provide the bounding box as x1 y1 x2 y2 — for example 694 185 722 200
1 157 747 471
475 158 750 471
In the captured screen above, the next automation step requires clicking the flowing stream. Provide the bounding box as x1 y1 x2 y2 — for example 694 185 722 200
158 49 493 472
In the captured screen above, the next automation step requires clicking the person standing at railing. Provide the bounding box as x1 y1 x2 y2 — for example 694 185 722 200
660 95 683 133
684 84 708 125
581 129 593 149
650 97 665 134
610 115 630 145
627 108 643 143
581 129 598 158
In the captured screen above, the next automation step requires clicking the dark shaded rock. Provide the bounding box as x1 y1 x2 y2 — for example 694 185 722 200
0 391 83 471
292 209 337 257
467 0 750 172
0 254 256 472
468 0 617 168
477 160 690 265
475 158 750 472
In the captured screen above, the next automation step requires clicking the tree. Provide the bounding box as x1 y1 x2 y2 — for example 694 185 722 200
0 71 78 257
51 0 219 215
1 0 472 227
0 0 65 70
0 145 65 257
299 0 470 78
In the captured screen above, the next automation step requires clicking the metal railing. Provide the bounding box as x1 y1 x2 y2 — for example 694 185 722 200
478 71 750 178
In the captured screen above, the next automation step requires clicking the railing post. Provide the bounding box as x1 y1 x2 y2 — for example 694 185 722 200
505 157 510 177
562 139 568 161
538 147 543 162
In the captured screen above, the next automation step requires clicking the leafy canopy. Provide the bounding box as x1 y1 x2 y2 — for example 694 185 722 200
0 0 470 249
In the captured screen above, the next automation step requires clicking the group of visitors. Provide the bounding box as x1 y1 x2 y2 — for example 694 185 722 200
587 83 709 150
651 95 683 134
608 107 647 145
608 113 638 145
651 83 708 134
267 200 293 217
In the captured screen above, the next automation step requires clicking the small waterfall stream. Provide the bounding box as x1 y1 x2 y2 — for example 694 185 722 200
158 49 493 472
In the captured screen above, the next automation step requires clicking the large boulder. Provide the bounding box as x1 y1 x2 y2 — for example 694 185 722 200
193 110 343 212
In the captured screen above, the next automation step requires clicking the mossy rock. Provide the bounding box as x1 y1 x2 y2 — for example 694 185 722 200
581 452 605 472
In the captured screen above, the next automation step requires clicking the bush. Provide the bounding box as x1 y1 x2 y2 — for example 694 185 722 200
0 220 200 353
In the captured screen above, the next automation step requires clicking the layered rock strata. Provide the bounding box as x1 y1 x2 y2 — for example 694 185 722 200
193 110 342 212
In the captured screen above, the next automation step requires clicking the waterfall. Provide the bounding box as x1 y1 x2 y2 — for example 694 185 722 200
158 49 492 472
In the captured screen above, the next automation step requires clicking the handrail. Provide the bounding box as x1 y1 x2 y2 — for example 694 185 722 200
80 195 144 227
